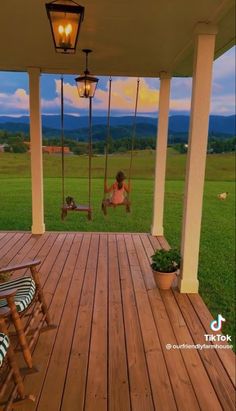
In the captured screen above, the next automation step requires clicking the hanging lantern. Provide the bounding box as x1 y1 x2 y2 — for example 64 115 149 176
45 0 85 54
75 49 99 98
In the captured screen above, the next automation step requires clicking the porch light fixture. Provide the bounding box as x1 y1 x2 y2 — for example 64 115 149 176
75 49 99 98
45 0 84 54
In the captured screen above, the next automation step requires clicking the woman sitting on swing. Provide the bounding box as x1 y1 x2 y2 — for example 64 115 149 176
102 171 131 214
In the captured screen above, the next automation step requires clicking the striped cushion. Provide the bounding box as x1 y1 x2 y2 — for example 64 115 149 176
0 333 10 367
0 277 36 313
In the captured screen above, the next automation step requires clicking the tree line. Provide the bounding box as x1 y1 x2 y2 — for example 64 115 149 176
0 130 235 154
173 137 236 154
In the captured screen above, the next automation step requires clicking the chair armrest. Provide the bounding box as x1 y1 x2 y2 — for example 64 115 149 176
0 259 41 275
0 288 17 300
0 306 11 319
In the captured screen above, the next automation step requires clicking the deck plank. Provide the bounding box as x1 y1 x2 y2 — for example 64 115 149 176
141 234 201 410
61 234 99 411
4 233 51 282
132 234 156 290
0 232 8 240
60 233 92 411
36 234 83 411
0 231 234 411
0 232 15 250
0 231 16 249
148 288 200 411
188 293 235 385
22 233 75 411
161 290 222 410
144 234 234 410
147 234 162 250
0 232 29 262
108 234 131 411
125 234 177 410
156 235 171 250
117 234 155 411
85 234 108 411
174 291 235 410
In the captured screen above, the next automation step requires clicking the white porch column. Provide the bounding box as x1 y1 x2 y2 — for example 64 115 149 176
28 67 45 234
178 24 218 293
151 72 171 236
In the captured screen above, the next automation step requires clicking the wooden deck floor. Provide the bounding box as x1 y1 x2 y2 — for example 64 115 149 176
0 231 235 411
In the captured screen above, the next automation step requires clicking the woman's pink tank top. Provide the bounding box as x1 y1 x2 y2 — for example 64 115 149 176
111 182 127 204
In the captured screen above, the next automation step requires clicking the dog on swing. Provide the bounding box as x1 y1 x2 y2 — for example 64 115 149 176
61 196 78 220
65 196 78 209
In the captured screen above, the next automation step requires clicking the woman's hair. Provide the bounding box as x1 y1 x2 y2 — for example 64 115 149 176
116 170 126 189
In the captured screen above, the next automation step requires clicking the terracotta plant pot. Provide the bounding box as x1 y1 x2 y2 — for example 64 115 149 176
152 270 177 290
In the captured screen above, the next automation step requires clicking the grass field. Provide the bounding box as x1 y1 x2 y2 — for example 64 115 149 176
0 149 235 347
0 148 235 180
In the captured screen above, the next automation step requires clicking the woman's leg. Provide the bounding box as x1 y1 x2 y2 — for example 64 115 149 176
102 198 111 215
123 197 131 212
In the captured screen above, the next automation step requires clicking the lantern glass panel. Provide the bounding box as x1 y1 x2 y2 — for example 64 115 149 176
46 1 84 53
76 76 98 98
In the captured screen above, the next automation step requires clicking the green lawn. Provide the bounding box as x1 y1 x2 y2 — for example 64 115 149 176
0 149 235 180
0 150 235 347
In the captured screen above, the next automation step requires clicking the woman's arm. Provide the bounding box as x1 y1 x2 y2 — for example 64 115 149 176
104 182 114 193
124 182 130 193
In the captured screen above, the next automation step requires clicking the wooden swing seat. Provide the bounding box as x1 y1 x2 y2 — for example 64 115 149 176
101 199 131 215
106 202 129 208
61 205 92 220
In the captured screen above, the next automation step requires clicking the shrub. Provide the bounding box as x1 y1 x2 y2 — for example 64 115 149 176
151 248 181 273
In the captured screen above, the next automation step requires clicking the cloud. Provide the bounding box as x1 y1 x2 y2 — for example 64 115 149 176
210 93 236 115
170 97 191 112
38 77 161 114
0 46 235 116
95 78 160 112
43 77 190 114
213 47 235 80
171 78 192 96
0 88 29 112
46 78 160 114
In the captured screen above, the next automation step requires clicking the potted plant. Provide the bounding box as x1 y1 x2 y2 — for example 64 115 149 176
151 248 181 290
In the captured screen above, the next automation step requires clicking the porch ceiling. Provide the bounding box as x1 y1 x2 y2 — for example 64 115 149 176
0 0 235 77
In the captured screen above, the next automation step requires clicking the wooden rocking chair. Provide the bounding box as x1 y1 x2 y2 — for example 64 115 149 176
0 307 35 410
0 260 56 369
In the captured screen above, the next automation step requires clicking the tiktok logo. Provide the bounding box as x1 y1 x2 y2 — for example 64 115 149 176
210 314 226 332
205 314 231 342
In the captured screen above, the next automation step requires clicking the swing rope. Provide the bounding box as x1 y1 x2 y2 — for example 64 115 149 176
60 76 93 220
61 75 65 205
102 78 140 207
103 77 112 201
127 78 140 201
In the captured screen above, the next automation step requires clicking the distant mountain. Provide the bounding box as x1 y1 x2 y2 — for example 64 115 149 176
0 114 235 137
168 115 236 134
0 115 157 130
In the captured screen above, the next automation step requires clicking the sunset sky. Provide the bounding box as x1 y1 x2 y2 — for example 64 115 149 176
0 46 235 117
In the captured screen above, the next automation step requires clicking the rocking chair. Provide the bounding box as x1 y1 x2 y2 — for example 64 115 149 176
0 306 35 410
0 260 56 369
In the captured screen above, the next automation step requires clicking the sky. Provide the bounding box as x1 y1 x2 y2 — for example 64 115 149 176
0 46 235 117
